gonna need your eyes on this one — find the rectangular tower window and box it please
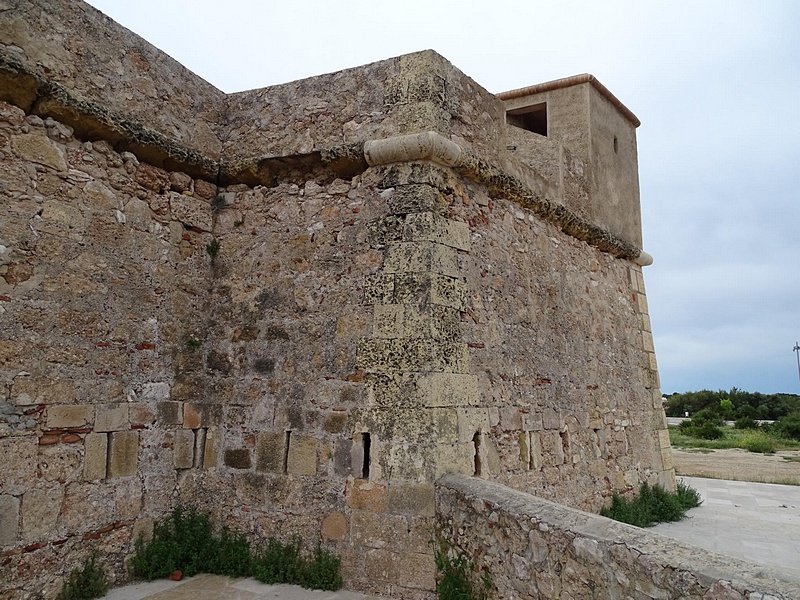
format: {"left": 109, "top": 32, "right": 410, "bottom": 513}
{"left": 506, "top": 102, "right": 548, "bottom": 136}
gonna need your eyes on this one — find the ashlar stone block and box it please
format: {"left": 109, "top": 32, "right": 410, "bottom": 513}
{"left": 286, "top": 434, "right": 317, "bottom": 476}
{"left": 47, "top": 404, "right": 93, "bottom": 429}
{"left": 387, "top": 184, "right": 446, "bottom": 215}
{"left": 320, "top": 511, "right": 347, "bottom": 542}
{"left": 173, "top": 429, "right": 195, "bottom": 469}
{"left": 383, "top": 241, "right": 460, "bottom": 278}
{"left": 83, "top": 432, "right": 108, "bottom": 481}
{"left": 0, "top": 494, "right": 20, "bottom": 546}
{"left": 11, "top": 134, "right": 68, "bottom": 171}
{"left": 108, "top": 431, "right": 139, "bottom": 478}
{"left": 21, "top": 486, "right": 63, "bottom": 542}
{"left": 388, "top": 482, "right": 435, "bottom": 516}
{"left": 403, "top": 212, "right": 471, "bottom": 251}
{"left": 255, "top": 432, "right": 285, "bottom": 473}
{"left": 94, "top": 403, "right": 129, "bottom": 432}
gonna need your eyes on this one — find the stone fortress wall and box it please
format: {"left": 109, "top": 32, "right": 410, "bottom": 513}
{"left": 1, "top": 1, "right": 674, "bottom": 598}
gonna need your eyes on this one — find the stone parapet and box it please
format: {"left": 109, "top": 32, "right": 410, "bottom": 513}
{"left": 437, "top": 474, "right": 798, "bottom": 599}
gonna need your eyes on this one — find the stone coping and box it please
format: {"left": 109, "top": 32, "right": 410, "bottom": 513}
{"left": 437, "top": 474, "right": 798, "bottom": 599}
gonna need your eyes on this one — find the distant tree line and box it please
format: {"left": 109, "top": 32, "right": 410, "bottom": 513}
{"left": 664, "top": 388, "right": 800, "bottom": 421}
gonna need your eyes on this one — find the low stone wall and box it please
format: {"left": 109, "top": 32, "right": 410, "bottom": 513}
{"left": 436, "top": 474, "right": 797, "bottom": 600}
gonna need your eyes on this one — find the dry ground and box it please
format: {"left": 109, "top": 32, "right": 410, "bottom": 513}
{"left": 672, "top": 447, "right": 800, "bottom": 485}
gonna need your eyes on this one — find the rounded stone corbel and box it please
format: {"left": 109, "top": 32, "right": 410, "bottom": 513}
{"left": 364, "top": 131, "right": 463, "bottom": 167}
{"left": 634, "top": 250, "right": 654, "bottom": 267}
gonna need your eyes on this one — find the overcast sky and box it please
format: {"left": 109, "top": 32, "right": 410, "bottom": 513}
{"left": 85, "top": 0, "right": 800, "bottom": 395}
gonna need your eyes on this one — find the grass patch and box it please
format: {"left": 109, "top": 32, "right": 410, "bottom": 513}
{"left": 57, "top": 554, "right": 107, "bottom": 600}
{"left": 601, "top": 482, "right": 702, "bottom": 528}
{"left": 131, "top": 506, "right": 341, "bottom": 591}
{"left": 669, "top": 425, "right": 800, "bottom": 453}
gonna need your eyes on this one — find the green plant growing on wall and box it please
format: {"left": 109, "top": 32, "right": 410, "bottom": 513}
{"left": 131, "top": 506, "right": 342, "bottom": 591}
{"left": 206, "top": 239, "right": 221, "bottom": 262}
{"left": 211, "top": 194, "right": 226, "bottom": 212}
{"left": 433, "top": 540, "right": 490, "bottom": 600}
{"left": 57, "top": 554, "right": 107, "bottom": 600}
{"left": 184, "top": 336, "right": 202, "bottom": 352}
{"left": 601, "top": 482, "right": 701, "bottom": 527}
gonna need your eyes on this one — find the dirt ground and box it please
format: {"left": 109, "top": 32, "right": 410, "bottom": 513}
{"left": 671, "top": 447, "right": 800, "bottom": 484}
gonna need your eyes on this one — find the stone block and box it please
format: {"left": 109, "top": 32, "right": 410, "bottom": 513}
{"left": 456, "top": 408, "right": 490, "bottom": 443}
{"left": 83, "top": 432, "right": 108, "bottom": 481}
{"left": 395, "top": 551, "right": 436, "bottom": 590}
{"left": 203, "top": 428, "right": 218, "bottom": 468}
{"left": 255, "top": 432, "right": 285, "bottom": 473}
{"left": 387, "top": 184, "right": 446, "bottom": 215}
{"left": 38, "top": 201, "right": 85, "bottom": 235}
{"left": 183, "top": 403, "right": 222, "bottom": 429}
{"left": 367, "top": 214, "right": 406, "bottom": 245}
{"left": 529, "top": 432, "right": 543, "bottom": 470}
{"left": 419, "top": 373, "right": 479, "bottom": 407}
{"left": 108, "top": 431, "right": 139, "bottom": 478}
{"left": 94, "top": 403, "right": 129, "bottom": 432}
{"left": 21, "top": 486, "right": 63, "bottom": 541}
{"left": 542, "top": 407, "right": 561, "bottom": 430}
{"left": 642, "top": 330, "right": 655, "bottom": 353}
{"left": 384, "top": 241, "right": 460, "bottom": 278}
{"left": 286, "top": 434, "right": 317, "bottom": 476}
{"left": 346, "top": 479, "right": 388, "bottom": 512}
{"left": 657, "top": 428, "right": 670, "bottom": 450}
{"left": 362, "top": 274, "right": 394, "bottom": 305}
{"left": 0, "top": 494, "right": 20, "bottom": 546}
{"left": 636, "top": 292, "right": 649, "bottom": 315}
{"left": 433, "top": 443, "right": 475, "bottom": 478}
{"left": 174, "top": 429, "right": 195, "bottom": 469}
{"left": 403, "top": 212, "right": 471, "bottom": 251}
{"left": 351, "top": 407, "right": 458, "bottom": 445}
{"left": 499, "top": 407, "right": 523, "bottom": 431}
{"left": 388, "top": 482, "right": 435, "bottom": 516}
{"left": 129, "top": 403, "right": 155, "bottom": 426}
{"left": 47, "top": 404, "right": 93, "bottom": 429}
{"left": 224, "top": 448, "right": 252, "bottom": 469}
{"left": 540, "top": 431, "right": 564, "bottom": 467}
{"left": 12, "top": 377, "right": 76, "bottom": 406}
{"left": 169, "top": 191, "right": 212, "bottom": 232}
{"left": 157, "top": 401, "right": 183, "bottom": 425}
{"left": 364, "top": 548, "right": 399, "bottom": 583}
{"left": 11, "top": 134, "right": 68, "bottom": 171}
{"left": 320, "top": 511, "right": 347, "bottom": 542}
{"left": 83, "top": 180, "right": 120, "bottom": 209}
{"left": 141, "top": 382, "right": 171, "bottom": 401}
{"left": 429, "top": 274, "right": 466, "bottom": 310}
{"left": 351, "top": 510, "right": 408, "bottom": 550}
{"left": 373, "top": 304, "right": 404, "bottom": 339}
{"left": 323, "top": 412, "right": 348, "bottom": 434}
{"left": 522, "top": 412, "right": 543, "bottom": 431}
{"left": 333, "top": 438, "right": 353, "bottom": 477}
{"left": 0, "top": 437, "right": 38, "bottom": 495}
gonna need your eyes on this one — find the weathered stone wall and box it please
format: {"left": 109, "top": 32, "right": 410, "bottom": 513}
{"left": 0, "top": 100, "right": 220, "bottom": 598}
{"left": 437, "top": 475, "right": 798, "bottom": 600}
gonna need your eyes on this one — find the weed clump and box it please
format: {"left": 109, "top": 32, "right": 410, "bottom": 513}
{"left": 601, "top": 482, "right": 702, "bottom": 528}
{"left": 131, "top": 506, "right": 341, "bottom": 591}
{"left": 433, "top": 541, "right": 490, "bottom": 600}
{"left": 57, "top": 554, "right": 107, "bottom": 600}
{"left": 740, "top": 430, "right": 777, "bottom": 454}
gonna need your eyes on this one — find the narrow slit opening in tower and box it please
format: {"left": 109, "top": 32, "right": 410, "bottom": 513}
{"left": 472, "top": 431, "right": 482, "bottom": 476}
{"left": 506, "top": 102, "right": 547, "bottom": 136}
{"left": 361, "top": 432, "right": 371, "bottom": 479}
{"left": 283, "top": 431, "right": 291, "bottom": 474}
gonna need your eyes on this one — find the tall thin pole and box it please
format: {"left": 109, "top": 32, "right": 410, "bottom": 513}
{"left": 794, "top": 342, "right": 800, "bottom": 384}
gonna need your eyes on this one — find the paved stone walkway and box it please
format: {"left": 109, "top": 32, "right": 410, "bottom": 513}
{"left": 103, "top": 574, "right": 390, "bottom": 600}
{"left": 651, "top": 476, "right": 800, "bottom": 578}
